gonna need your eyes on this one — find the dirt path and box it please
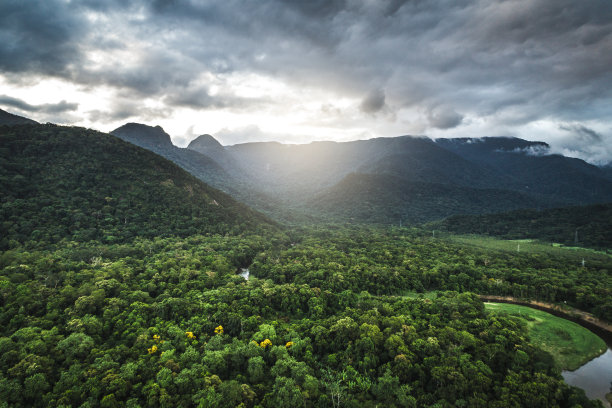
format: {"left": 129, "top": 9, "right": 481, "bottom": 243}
{"left": 480, "top": 295, "right": 612, "bottom": 346}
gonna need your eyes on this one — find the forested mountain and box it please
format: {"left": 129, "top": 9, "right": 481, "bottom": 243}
{"left": 111, "top": 124, "right": 290, "bottom": 222}
{"left": 187, "top": 134, "right": 240, "bottom": 172}
{"left": 0, "top": 109, "right": 38, "bottom": 126}
{"left": 435, "top": 137, "right": 612, "bottom": 204}
{"left": 0, "top": 124, "right": 273, "bottom": 249}
{"left": 1, "top": 122, "right": 609, "bottom": 407}
{"left": 223, "top": 136, "right": 514, "bottom": 196}
{"left": 430, "top": 203, "right": 612, "bottom": 249}
{"left": 309, "top": 173, "right": 543, "bottom": 224}
{"left": 115, "top": 126, "right": 612, "bottom": 224}
{"left": 111, "top": 123, "right": 236, "bottom": 192}
{"left": 218, "top": 135, "right": 612, "bottom": 204}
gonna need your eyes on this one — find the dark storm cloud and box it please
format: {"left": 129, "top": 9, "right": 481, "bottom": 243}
{"left": 163, "top": 86, "right": 271, "bottom": 111}
{"left": 0, "top": 0, "right": 85, "bottom": 76}
{"left": 1, "top": 0, "right": 612, "bottom": 161}
{"left": 427, "top": 106, "right": 464, "bottom": 130}
{"left": 360, "top": 89, "right": 386, "bottom": 114}
{"left": 555, "top": 123, "right": 611, "bottom": 165}
{"left": 559, "top": 124, "right": 603, "bottom": 143}
{"left": 279, "top": 0, "right": 347, "bottom": 19}
{"left": 0, "top": 95, "right": 78, "bottom": 114}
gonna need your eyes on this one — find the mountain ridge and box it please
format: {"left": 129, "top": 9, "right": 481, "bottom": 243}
{"left": 0, "top": 108, "right": 39, "bottom": 125}
{"left": 109, "top": 121, "right": 612, "bottom": 224}
{"left": 0, "top": 123, "right": 274, "bottom": 249}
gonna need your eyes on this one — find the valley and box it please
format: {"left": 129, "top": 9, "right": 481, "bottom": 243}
{"left": 2, "top": 2, "right": 611, "bottom": 406}
{"left": 0, "top": 119, "right": 610, "bottom": 407}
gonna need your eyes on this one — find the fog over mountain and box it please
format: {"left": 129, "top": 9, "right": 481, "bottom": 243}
{"left": 1, "top": 0, "right": 611, "bottom": 164}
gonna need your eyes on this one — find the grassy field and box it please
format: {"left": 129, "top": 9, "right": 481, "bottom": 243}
{"left": 485, "top": 302, "right": 607, "bottom": 371}
{"left": 445, "top": 234, "right": 611, "bottom": 262}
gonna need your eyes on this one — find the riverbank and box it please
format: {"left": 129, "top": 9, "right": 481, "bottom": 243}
{"left": 484, "top": 302, "right": 607, "bottom": 370}
{"left": 479, "top": 295, "right": 612, "bottom": 347}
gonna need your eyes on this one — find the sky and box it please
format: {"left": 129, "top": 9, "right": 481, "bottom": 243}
{"left": 1, "top": 0, "right": 612, "bottom": 164}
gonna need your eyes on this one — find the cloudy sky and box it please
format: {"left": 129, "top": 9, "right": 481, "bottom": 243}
{"left": 1, "top": 0, "right": 612, "bottom": 164}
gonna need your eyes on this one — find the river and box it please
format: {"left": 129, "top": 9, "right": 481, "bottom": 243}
{"left": 239, "top": 267, "right": 250, "bottom": 280}
{"left": 562, "top": 348, "right": 612, "bottom": 408}
{"left": 481, "top": 296, "right": 612, "bottom": 407}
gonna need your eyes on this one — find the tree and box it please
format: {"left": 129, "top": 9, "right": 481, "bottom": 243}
{"left": 271, "top": 377, "right": 304, "bottom": 408}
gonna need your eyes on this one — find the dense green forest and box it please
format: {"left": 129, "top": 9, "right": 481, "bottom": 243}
{"left": 0, "top": 124, "right": 273, "bottom": 250}
{"left": 251, "top": 227, "right": 612, "bottom": 321}
{"left": 430, "top": 204, "right": 612, "bottom": 250}
{"left": 308, "top": 173, "right": 542, "bottom": 224}
{"left": 0, "top": 234, "right": 605, "bottom": 407}
{"left": 1, "top": 124, "right": 610, "bottom": 407}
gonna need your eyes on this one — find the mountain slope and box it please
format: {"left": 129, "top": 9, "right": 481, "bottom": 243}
{"left": 109, "top": 127, "right": 612, "bottom": 225}
{"left": 226, "top": 135, "right": 612, "bottom": 207}
{"left": 225, "top": 136, "right": 509, "bottom": 198}
{"left": 0, "top": 108, "right": 38, "bottom": 125}
{"left": 111, "top": 123, "right": 293, "bottom": 221}
{"left": 429, "top": 203, "right": 612, "bottom": 249}
{"left": 0, "top": 124, "right": 273, "bottom": 249}
{"left": 188, "top": 133, "right": 224, "bottom": 151}
{"left": 356, "top": 137, "right": 512, "bottom": 189}
{"left": 308, "top": 173, "right": 543, "bottom": 224}
{"left": 111, "top": 123, "right": 234, "bottom": 191}
{"left": 435, "top": 137, "right": 612, "bottom": 204}
{"left": 187, "top": 134, "right": 248, "bottom": 178}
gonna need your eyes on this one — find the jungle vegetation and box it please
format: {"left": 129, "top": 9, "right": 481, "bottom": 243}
{"left": 1, "top": 124, "right": 610, "bottom": 407}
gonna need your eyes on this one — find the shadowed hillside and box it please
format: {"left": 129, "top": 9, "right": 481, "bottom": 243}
{"left": 0, "top": 124, "right": 273, "bottom": 249}
{"left": 429, "top": 203, "right": 612, "bottom": 249}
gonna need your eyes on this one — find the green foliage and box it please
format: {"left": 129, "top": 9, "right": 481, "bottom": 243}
{"left": 252, "top": 226, "right": 611, "bottom": 320}
{"left": 308, "top": 173, "right": 543, "bottom": 225}
{"left": 0, "top": 124, "right": 274, "bottom": 250}
{"left": 430, "top": 203, "right": 612, "bottom": 250}
{"left": 485, "top": 303, "right": 607, "bottom": 370}
{"left": 0, "top": 231, "right": 605, "bottom": 407}
{"left": 0, "top": 124, "right": 608, "bottom": 407}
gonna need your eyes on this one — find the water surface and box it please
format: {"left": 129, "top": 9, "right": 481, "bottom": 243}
{"left": 562, "top": 348, "right": 612, "bottom": 408}
{"left": 239, "top": 268, "right": 250, "bottom": 280}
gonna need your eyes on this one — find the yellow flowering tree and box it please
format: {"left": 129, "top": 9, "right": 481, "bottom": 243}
{"left": 185, "top": 331, "right": 196, "bottom": 339}
{"left": 260, "top": 338, "right": 272, "bottom": 349}
{"left": 214, "top": 325, "right": 224, "bottom": 335}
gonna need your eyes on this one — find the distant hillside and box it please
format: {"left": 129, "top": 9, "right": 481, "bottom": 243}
{"left": 188, "top": 133, "right": 224, "bottom": 151}
{"left": 0, "top": 108, "right": 38, "bottom": 125}
{"left": 187, "top": 134, "right": 243, "bottom": 174}
{"left": 0, "top": 124, "right": 273, "bottom": 249}
{"left": 223, "top": 136, "right": 612, "bottom": 208}
{"left": 435, "top": 137, "right": 612, "bottom": 204}
{"left": 110, "top": 123, "right": 289, "bottom": 220}
{"left": 601, "top": 164, "right": 612, "bottom": 181}
{"left": 111, "top": 126, "right": 612, "bottom": 224}
{"left": 308, "top": 173, "right": 543, "bottom": 224}
{"left": 111, "top": 123, "right": 235, "bottom": 191}
{"left": 429, "top": 203, "right": 612, "bottom": 249}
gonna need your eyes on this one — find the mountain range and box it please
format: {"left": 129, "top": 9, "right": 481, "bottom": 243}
{"left": 0, "top": 119, "right": 273, "bottom": 249}
{"left": 3, "top": 108, "right": 612, "bottom": 227}
{"left": 109, "top": 121, "right": 612, "bottom": 224}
